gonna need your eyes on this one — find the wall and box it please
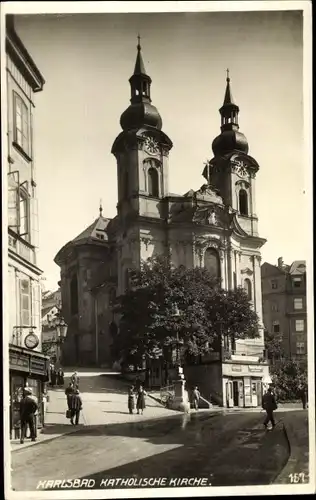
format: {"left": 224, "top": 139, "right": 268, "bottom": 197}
{"left": 184, "top": 363, "right": 223, "bottom": 405}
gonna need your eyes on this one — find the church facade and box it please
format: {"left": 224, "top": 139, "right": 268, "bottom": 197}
{"left": 55, "top": 41, "right": 270, "bottom": 407}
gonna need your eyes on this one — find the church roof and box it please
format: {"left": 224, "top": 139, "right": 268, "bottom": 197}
{"left": 72, "top": 216, "right": 111, "bottom": 244}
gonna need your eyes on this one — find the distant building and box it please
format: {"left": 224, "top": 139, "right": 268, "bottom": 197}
{"left": 261, "top": 258, "right": 307, "bottom": 365}
{"left": 6, "top": 15, "right": 48, "bottom": 437}
{"left": 41, "top": 289, "right": 62, "bottom": 363}
{"left": 55, "top": 41, "right": 270, "bottom": 407}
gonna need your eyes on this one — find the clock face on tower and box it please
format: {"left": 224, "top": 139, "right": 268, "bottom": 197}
{"left": 232, "top": 159, "right": 248, "bottom": 178}
{"left": 144, "top": 136, "right": 160, "bottom": 155}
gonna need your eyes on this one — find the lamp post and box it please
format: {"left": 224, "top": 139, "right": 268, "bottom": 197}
{"left": 170, "top": 303, "right": 189, "bottom": 412}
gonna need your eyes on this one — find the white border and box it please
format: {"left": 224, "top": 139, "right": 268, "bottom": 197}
{"left": 1, "top": 1, "right": 314, "bottom": 498}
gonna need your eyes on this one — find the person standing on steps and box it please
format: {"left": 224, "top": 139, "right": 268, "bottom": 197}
{"left": 65, "top": 382, "right": 74, "bottom": 410}
{"left": 192, "top": 386, "right": 201, "bottom": 411}
{"left": 136, "top": 385, "right": 146, "bottom": 415}
{"left": 128, "top": 386, "right": 136, "bottom": 414}
{"left": 19, "top": 387, "right": 38, "bottom": 444}
{"left": 69, "top": 389, "right": 83, "bottom": 426}
{"left": 262, "top": 385, "right": 277, "bottom": 430}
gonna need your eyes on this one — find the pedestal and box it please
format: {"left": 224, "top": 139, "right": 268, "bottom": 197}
{"left": 169, "top": 367, "right": 190, "bottom": 413}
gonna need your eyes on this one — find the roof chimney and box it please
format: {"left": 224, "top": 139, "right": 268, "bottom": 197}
{"left": 277, "top": 257, "right": 284, "bottom": 269}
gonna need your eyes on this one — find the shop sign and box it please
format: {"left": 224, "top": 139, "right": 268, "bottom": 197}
{"left": 248, "top": 366, "right": 263, "bottom": 372}
{"left": 9, "top": 353, "right": 29, "bottom": 372}
{"left": 30, "top": 358, "right": 46, "bottom": 375}
{"left": 232, "top": 365, "right": 242, "bottom": 372}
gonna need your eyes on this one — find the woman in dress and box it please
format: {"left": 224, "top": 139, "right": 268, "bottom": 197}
{"left": 128, "top": 386, "right": 135, "bottom": 415}
{"left": 136, "top": 385, "right": 146, "bottom": 415}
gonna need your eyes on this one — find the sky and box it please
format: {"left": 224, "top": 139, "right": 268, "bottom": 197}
{"left": 12, "top": 8, "right": 306, "bottom": 292}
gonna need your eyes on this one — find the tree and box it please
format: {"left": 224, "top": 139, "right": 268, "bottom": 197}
{"left": 264, "top": 328, "right": 284, "bottom": 363}
{"left": 271, "top": 358, "right": 308, "bottom": 401}
{"left": 114, "top": 255, "right": 260, "bottom": 368}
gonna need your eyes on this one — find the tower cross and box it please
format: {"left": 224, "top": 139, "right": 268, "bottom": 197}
{"left": 99, "top": 199, "right": 103, "bottom": 217}
{"left": 226, "top": 68, "right": 230, "bottom": 81}
{"left": 137, "top": 34, "right": 141, "bottom": 49}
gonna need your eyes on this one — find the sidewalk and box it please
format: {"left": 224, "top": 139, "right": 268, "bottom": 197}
{"left": 11, "top": 388, "right": 83, "bottom": 452}
{"left": 275, "top": 411, "right": 310, "bottom": 484}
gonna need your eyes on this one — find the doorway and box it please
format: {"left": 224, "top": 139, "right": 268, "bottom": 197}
{"left": 233, "top": 380, "right": 239, "bottom": 406}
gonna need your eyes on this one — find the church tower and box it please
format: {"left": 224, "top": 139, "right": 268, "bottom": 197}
{"left": 111, "top": 38, "right": 173, "bottom": 293}
{"left": 203, "top": 71, "right": 260, "bottom": 237}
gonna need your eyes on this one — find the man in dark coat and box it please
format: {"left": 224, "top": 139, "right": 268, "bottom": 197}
{"left": 19, "top": 387, "right": 38, "bottom": 444}
{"left": 262, "top": 386, "right": 277, "bottom": 430}
{"left": 69, "top": 389, "right": 83, "bottom": 425}
{"left": 65, "top": 382, "right": 74, "bottom": 409}
{"left": 298, "top": 384, "right": 307, "bottom": 409}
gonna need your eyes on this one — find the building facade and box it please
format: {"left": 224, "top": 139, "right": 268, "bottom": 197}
{"left": 55, "top": 41, "right": 270, "bottom": 407}
{"left": 261, "top": 258, "right": 307, "bottom": 366}
{"left": 6, "top": 16, "right": 49, "bottom": 437}
{"left": 41, "top": 289, "right": 62, "bottom": 364}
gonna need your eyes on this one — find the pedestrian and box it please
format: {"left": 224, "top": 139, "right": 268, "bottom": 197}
{"left": 262, "top": 385, "right": 277, "bottom": 430}
{"left": 298, "top": 384, "right": 307, "bottom": 409}
{"left": 19, "top": 387, "right": 38, "bottom": 444}
{"left": 51, "top": 368, "right": 57, "bottom": 388}
{"left": 128, "top": 386, "right": 136, "bottom": 414}
{"left": 69, "top": 389, "right": 83, "bottom": 426}
{"left": 71, "top": 371, "right": 79, "bottom": 390}
{"left": 57, "top": 368, "right": 64, "bottom": 386}
{"left": 65, "top": 382, "right": 74, "bottom": 409}
{"left": 192, "top": 386, "right": 201, "bottom": 411}
{"left": 136, "top": 385, "right": 146, "bottom": 415}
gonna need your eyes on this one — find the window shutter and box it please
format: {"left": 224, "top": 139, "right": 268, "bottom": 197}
{"left": 30, "top": 197, "right": 39, "bottom": 247}
{"left": 8, "top": 171, "right": 20, "bottom": 229}
{"left": 19, "top": 277, "right": 31, "bottom": 327}
{"left": 19, "top": 180, "right": 30, "bottom": 237}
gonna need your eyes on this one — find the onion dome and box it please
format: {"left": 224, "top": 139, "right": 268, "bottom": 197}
{"left": 212, "top": 70, "right": 249, "bottom": 156}
{"left": 120, "top": 36, "right": 162, "bottom": 131}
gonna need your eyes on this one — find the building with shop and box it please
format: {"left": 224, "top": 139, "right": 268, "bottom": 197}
{"left": 55, "top": 41, "right": 270, "bottom": 407}
{"left": 261, "top": 258, "right": 307, "bottom": 366}
{"left": 6, "top": 15, "right": 49, "bottom": 438}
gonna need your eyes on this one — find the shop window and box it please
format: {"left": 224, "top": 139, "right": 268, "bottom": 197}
{"left": 204, "top": 248, "right": 221, "bottom": 280}
{"left": 70, "top": 274, "right": 78, "bottom": 315}
{"left": 239, "top": 189, "right": 248, "bottom": 216}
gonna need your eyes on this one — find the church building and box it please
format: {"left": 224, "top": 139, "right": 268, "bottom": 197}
{"left": 55, "top": 40, "right": 270, "bottom": 407}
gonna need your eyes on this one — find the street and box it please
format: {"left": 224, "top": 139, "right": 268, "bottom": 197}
{"left": 10, "top": 370, "right": 305, "bottom": 492}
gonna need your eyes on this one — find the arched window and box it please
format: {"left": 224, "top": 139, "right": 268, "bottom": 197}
{"left": 204, "top": 248, "right": 221, "bottom": 279}
{"left": 148, "top": 167, "right": 159, "bottom": 197}
{"left": 239, "top": 189, "right": 248, "bottom": 216}
{"left": 244, "top": 278, "right": 252, "bottom": 300}
{"left": 70, "top": 274, "right": 78, "bottom": 315}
